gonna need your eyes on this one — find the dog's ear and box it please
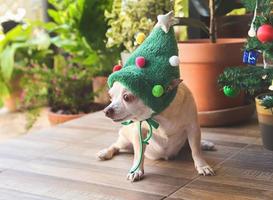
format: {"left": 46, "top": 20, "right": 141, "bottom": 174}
{"left": 166, "top": 79, "right": 183, "bottom": 92}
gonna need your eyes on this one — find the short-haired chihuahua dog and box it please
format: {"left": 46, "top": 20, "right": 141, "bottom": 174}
{"left": 97, "top": 81, "right": 215, "bottom": 182}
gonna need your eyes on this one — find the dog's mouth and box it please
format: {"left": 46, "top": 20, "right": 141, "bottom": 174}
{"left": 112, "top": 114, "right": 131, "bottom": 122}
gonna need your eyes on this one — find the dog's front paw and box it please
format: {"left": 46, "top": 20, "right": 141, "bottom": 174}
{"left": 127, "top": 170, "right": 144, "bottom": 182}
{"left": 96, "top": 148, "right": 115, "bottom": 160}
{"left": 196, "top": 165, "right": 215, "bottom": 176}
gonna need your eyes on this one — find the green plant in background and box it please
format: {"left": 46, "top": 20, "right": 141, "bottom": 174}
{"left": 105, "top": 0, "right": 172, "bottom": 52}
{"left": 260, "top": 95, "right": 273, "bottom": 111}
{"left": 79, "top": 0, "right": 119, "bottom": 76}
{"left": 0, "top": 22, "right": 52, "bottom": 107}
{"left": 22, "top": 55, "right": 97, "bottom": 115}
{"left": 47, "top": 0, "right": 117, "bottom": 76}
{"left": 47, "top": 0, "right": 99, "bottom": 69}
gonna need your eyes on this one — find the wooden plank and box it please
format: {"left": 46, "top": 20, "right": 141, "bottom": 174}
{"left": 0, "top": 110, "right": 269, "bottom": 199}
{"left": 164, "top": 198, "right": 186, "bottom": 200}
{"left": 169, "top": 144, "right": 273, "bottom": 200}
{"left": 0, "top": 136, "right": 66, "bottom": 170}
{"left": 223, "top": 145, "right": 273, "bottom": 173}
{"left": 170, "top": 180, "right": 273, "bottom": 200}
{"left": 201, "top": 118, "right": 260, "bottom": 145}
{"left": 10, "top": 156, "right": 190, "bottom": 196}
{"left": 0, "top": 170, "right": 163, "bottom": 200}
{"left": 0, "top": 188, "right": 59, "bottom": 200}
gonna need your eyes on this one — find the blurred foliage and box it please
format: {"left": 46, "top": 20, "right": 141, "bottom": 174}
{"left": 25, "top": 107, "right": 41, "bottom": 129}
{"left": 260, "top": 94, "right": 273, "bottom": 110}
{"left": 79, "top": 0, "right": 119, "bottom": 75}
{"left": 226, "top": 8, "right": 246, "bottom": 16}
{"left": 47, "top": 0, "right": 118, "bottom": 75}
{"left": 47, "top": 0, "right": 100, "bottom": 68}
{"left": 218, "top": 66, "right": 273, "bottom": 96}
{"left": 0, "top": 21, "right": 52, "bottom": 107}
{"left": 105, "top": 0, "right": 172, "bottom": 52}
{"left": 174, "top": 0, "right": 189, "bottom": 41}
{"left": 21, "top": 55, "right": 95, "bottom": 115}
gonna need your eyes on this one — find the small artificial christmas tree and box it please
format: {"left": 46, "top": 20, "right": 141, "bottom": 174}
{"left": 218, "top": 0, "right": 273, "bottom": 99}
{"left": 218, "top": 0, "right": 273, "bottom": 150}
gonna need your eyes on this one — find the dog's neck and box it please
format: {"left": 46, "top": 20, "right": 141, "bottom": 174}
{"left": 152, "top": 83, "right": 188, "bottom": 132}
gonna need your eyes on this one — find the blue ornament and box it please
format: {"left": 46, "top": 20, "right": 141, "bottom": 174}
{"left": 243, "top": 50, "right": 259, "bottom": 65}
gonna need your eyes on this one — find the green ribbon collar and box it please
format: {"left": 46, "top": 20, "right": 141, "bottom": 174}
{"left": 121, "top": 117, "right": 159, "bottom": 174}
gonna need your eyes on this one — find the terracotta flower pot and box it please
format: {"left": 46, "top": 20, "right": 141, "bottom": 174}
{"left": 179, "top": 38, "right": 246, "bottom": 112}
{"left": 48, "top": 110, "right": 85, "bottom": 125}
{"left": 92, "top": 76, "right": 110, "bottom": 105}
{"left": 178, "top": 38, "right": 249, "bottom": 126}
{"left": 3, "top": 74, "right": 23, "bottom": 112}
{"left": 255, "top": 93, "right": 273, "bottom": 151}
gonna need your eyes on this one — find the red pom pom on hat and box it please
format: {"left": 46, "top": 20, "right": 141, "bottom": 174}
{"left": 135, "top": 56, "right": 146, "bottom": 68}
{"left": 113, "top": 64, "right": 122, "bottom": 72}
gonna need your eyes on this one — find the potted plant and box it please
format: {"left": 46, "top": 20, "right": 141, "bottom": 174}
{"left": 47, "top": 0, "right": 117, "bottom": 105}
{"left": 256, "top": 92, "right": 273, "bottom": 150}
{"left": 79, "top": 0, "right": 117, "bottom": 104}
{"left": 219, "top": 0, "right": 273, "bottom": 149}
{"left": 105, "top": 0, "right": 172, "bottom": 64}
{"left": 219, "top": 66, "right": 273, "bottom": 150}
{"left": 19, "top": 0, "right": 109, "bottom": 125}
{"left": 0, "top": 20, "right": 51, "bottom": 112}
{"left": 175, "top": 0, "right": 251, "bottom": 126}
{"left": 22, "top": 54, "right": 105, "bottom": 125}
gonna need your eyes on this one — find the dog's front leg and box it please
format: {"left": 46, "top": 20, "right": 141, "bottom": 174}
{"left": 127, "top": 126, "right": 148, "bottom": 182}
{"left": 187, "top": 124, "right": 215, "bottom": 176}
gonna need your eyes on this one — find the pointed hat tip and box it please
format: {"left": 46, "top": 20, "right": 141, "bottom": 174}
{"left": 155, "top": 11, "right": 177, "bottom": 33}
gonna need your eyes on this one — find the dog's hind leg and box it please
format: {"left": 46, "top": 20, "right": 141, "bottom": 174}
{"left": 201, "top": 140, "right": 215, "bottom": 151}
{"left": 96, "top": 126, "right": 132, "bottom": 161}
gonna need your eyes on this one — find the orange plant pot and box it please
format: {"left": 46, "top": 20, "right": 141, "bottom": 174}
{"left": 3, "top": 75, "right": 23, "bottom": 112}
{"left": 178, "top": 38, "right": 246, "bottom": 112}
{"left": 48, "top": 110, "right": 85, "bottom": 125}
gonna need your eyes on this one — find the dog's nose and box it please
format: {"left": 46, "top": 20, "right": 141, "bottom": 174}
{"left": 104, "top": 107, "right": 114, "bottom": 117}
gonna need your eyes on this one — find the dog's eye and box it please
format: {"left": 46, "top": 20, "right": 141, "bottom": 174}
{"left": 123, "top": 94, "right": 134, "bottom": 102}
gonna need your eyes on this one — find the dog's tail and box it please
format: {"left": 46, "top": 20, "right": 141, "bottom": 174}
{"left": 201, "top": 140, "right": 216, "bottom": 151}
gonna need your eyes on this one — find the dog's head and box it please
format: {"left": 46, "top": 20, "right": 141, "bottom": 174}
{"left": 104, "top": 82, "right": 153, "bottom": 122}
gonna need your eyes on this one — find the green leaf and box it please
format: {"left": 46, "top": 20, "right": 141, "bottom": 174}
{"left": 261, "top": 95, "right": 273, "bottom": 110}
{"left": 0, "top": 77, "right": 10, "bottom": 98}
{"left": 5, "top": 24, "right": 32, "bottom": 42}
{"left": 28, "top": 31, "right": 51, "bottom": 50}
{"left": 50, "top": 36, "right": 77, "bottom": 49}
{"left": 54, "top": 55, "right": 67, "bottom": 73}
{"left": 48, "top": 9, "right": 62, "bottom": 24}
{"left": 0, "top": 98, "right": 3, "bottom": 108}
{"left": 82, "top": 53, "right": 99, "bottom": 66}
{"left": 0, "top": 46, "right": 16, "bottom": 81}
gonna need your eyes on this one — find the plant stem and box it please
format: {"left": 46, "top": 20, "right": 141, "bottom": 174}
{"left": 209, "top": 0, "right": 216, "bottom": 43}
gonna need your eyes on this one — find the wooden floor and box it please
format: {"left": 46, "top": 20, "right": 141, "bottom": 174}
{"left": 0, "top": 111, "right": 272, "bottom": 200}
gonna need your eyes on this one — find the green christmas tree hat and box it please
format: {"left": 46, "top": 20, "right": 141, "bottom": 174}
{"left": 108, "top": 11, "right": 180, "bottom": 114}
